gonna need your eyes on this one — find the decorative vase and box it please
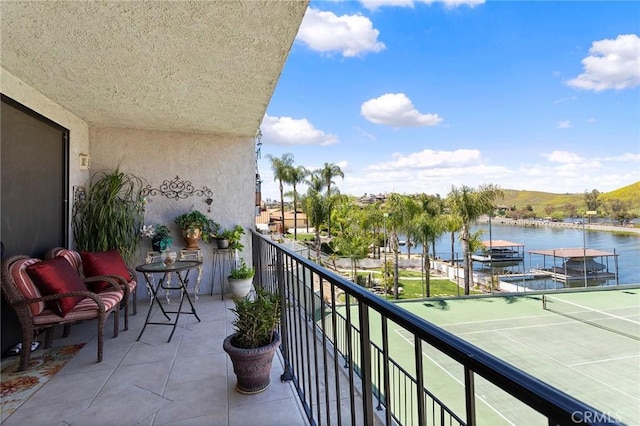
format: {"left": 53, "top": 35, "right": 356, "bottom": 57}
{"left": 223, "top": 331, "right": 281, "bottom": 394}
{"left": 161, "top": 250, "right": 177, "bottom": 266}
{"left": 182, "top": 227, "right": 202, "bottom": 250}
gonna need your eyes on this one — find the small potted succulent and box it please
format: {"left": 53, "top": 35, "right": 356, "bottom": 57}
{"left": 174, "top": 210, "right": 219, "bottom": 249}
{"left": 223, "top": 287, "right": 281, "bottom": 394}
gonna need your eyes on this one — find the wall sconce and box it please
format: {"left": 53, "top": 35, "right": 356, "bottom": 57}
{"left": 205, "top": 198, "right": 213, "bottom": 213}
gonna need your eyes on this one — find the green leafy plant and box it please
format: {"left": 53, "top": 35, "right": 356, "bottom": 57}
{"left": 174, "top": 210, "right": 219, "bottom": 243}
{"left": 221, "top": 225, "right": 245, "bottom": 251}
{"left": 229, "top": 258, "right": 255, "bottom": 279}
{"left": 72, "top": 168, "right": 144, "bottom": 264}
{"left": 229, "top": 287, "right": 280, "bottom": 348}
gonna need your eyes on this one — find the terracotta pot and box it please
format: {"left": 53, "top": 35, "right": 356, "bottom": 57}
{"left": 182, "top": 227, "right": 202, "bottom": 249}
{"left": 223, "top": 331, "right": 281, "bottom": 394}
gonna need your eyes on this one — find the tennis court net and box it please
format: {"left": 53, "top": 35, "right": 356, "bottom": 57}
{"left": 542, "top": 295, "right": 640, "bottom": 341}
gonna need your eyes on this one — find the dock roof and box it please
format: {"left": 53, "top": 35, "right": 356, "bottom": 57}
{"left": 481, "top": 240, "right": 524, "bottom": 248}
{"left": 528, "top": 248, "right": 617, "bottom": 258}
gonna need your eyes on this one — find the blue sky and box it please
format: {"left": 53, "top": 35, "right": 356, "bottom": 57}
{"left": 257, "top": 0, "right": 640, "bottom": 202}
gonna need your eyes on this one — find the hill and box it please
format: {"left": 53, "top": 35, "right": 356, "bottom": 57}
{"left": 500, "top": 181, "right": 640, "bottom": 217}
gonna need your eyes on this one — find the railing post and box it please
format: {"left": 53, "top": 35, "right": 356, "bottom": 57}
{"left": 276, "top": 248, "right": 293, "bottom": 382}
{"left": 414, "top": 337, "right": 426, "bottom": 425}
{"left": 359, "top": 304, "right": 374, "bottom": 426}
{"left": 464, "top": 366, "right": 476, "bottom": 426}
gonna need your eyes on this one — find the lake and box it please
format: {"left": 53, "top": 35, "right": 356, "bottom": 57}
{"left": 400, "top": 222, "right": 639, "bottom": 287}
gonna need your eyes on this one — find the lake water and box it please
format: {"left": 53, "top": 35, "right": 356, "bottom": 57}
{"left": 400, "top": 222, "right": 639, "bottom": 287}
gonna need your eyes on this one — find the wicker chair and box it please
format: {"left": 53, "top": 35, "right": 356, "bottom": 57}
{"left": 45, "top": 247, "right": 138, "bottom": 330}
{"left": 1, "top": 255, "right": 123, "bottom": 371}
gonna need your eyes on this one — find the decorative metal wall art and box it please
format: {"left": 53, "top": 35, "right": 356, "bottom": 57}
{"left": 142, "top": 176, "right": 213, "bottom": 201}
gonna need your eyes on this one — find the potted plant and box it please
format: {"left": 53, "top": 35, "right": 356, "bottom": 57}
{"left": 228, "top": 258, "right": 255, "bottom": 298}
{"left": 141, "top": 224, "right": 173, "bottom": 252}
{"left": 214, "top": 228, "right": 231, "bottom": 249}
{"left": 72, "top": 168, "right": 144, "bottom": 264}
{"left": 223, "top": 287, "right": 281, "bottom": 394}
{"left": 215, "top": 225, "right": 245, "bottom": 250}
{"left": 174, "top": 210, "right": 219, "bottom": 249}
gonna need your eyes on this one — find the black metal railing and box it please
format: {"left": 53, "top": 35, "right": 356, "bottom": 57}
{"left": 252, "top": 231, "right": 624, "bottom": 426}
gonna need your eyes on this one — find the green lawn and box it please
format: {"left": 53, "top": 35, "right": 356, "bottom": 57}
{"left": 354, "top": 269, "right": 480, "bottom": 299}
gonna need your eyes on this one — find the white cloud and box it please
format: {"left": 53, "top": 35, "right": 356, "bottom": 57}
{"left": 545, "top": 151, "right": 583, "bottom": 164}
{"left": 557, "top": 120, "right": 572, "bottom": 129}
{"left": 566, "top": 34, "right": 640, "bottom": 91}
{"left": 602, "top": 152, "right": 640, "bottom": 162}
{"left": 296, "top": 8, "right": 385, "bottom": 57}
{"left": 259, "top": 147, "right": 637, "bottom": 200}
{"left": 260, "top": 115, "right": 338, "bottom": 146}
{"left": 366, "top": 148, "right": 480, "bottom": 171}
{"left": 360, "top": 0, "right": 484, "bottom": 11}
{"left": 361, "top": 93, "right": 443, "bottom": 127}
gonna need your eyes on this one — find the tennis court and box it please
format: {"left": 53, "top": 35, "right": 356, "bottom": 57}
{"left": 364, "top": 287, "right": 640, "bottom": 425}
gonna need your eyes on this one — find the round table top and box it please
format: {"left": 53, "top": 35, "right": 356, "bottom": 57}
{"left": 135, "top": 260, "right": 202, "bottom": 273}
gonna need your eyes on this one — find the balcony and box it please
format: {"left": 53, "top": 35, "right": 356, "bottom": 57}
{"left": 3, "top": 232, "right": 629, "bottom": 426}
{"left": 2, "top": 292, "right": 308, "bottom": 425}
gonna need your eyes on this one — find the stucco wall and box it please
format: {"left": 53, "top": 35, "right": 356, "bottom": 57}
{"left": 89, "top": 126, "right": 256, "bottom": 296}
{"left": 1, "top": 67, "right": 90, "bottom": 245}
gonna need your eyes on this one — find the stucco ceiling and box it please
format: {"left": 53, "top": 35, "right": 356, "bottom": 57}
{"left": 1, "top": 1, "right": 308, "bottom": 137}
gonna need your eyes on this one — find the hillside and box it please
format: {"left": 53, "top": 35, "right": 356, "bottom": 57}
{"left": 500, "top": 181, "right": 640, "bottom": 217}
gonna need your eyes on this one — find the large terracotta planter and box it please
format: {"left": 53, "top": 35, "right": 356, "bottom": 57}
{"left": 223, "top": 331, "right": 281, "bottom": 394}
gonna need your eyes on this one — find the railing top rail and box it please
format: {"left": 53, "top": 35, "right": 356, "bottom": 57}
{"left": 253, "top": 231, "right": 623, "bottom": 425}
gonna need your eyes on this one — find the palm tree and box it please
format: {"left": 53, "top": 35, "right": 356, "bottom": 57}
{"left": 410, "top": 194, "right": 444, "bottom": 297}
{"left": 305, "top": 171, "right": 327, "bottom": 261}
{"left": 386, "top": 193, "right": 415, "bottom": 299}
{"left": 267, "top": 153, "right": 294, "bottom": 235}
{"left": 446, "top": 184, "right": 503, "bottom": 295}
{"left": 286, "top": 165, "right": 307, "bottom": 240}
{"left": 321, "top": 162, "right": 344, "bottom": 238}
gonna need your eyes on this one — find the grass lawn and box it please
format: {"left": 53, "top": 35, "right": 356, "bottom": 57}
{"left": 354, "top": 269, "right": 480, "bottom": 299}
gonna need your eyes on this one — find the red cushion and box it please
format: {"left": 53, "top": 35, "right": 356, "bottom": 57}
{"left": 26, "top": 257, "right": 87, "bottom": 317}
{"left": 81, "top": 250, "right": 130, "bottom": 292}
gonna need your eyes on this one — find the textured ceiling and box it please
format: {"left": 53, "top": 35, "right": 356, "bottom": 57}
{"left": 1, "top": 1, "right": 308, "bottom": 137}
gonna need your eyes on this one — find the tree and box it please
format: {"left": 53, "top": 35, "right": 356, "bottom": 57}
{"left": 584, "top": 189, "right": 601, "bottom": 222}
{"left": 333, "top": 228, "right": 370, "bottom": 282}
{"left": 386, "top": 193, "right": 416, "bottom": 299}
{"left": 305, "top": 171, "right": 328, "bottom": 261}
{"left": 446, "top": 184, "right": 503, "bottom": 295}
{"left": 286, "top": 165, "right": 307, "bottom": 240}
{"left": 411, "top": 194, "right": 443, "bottom": 297}
{"left": 608, "top": 199, "right": 634, "bottom": 225}
{"left": 321, "top": 163, "right": 344, "bottom": 237}
{"left": 267, "top": 153, "right": 294, "bottom": 234}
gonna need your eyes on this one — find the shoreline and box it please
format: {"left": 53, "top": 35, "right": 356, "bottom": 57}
{"left": 476, "top": 217, "right": 640, "bottom": 235}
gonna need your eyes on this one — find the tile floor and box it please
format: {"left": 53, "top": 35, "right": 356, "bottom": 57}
{"left": 3, "top": 294, "right": 309, "bottom": 426}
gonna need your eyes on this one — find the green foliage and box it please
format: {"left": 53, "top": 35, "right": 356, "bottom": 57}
{"left": 229, "top": 258, "right": 255, "bottom": 279}
{"left": 229, "top": 287, "right": 280, "bottom": 349}
{"left": 174, "top": 210, "right": 219, "bottom": 243}
{"left": 72, "top": 168, "right": 144, "bottom": 264}
{"left": 218, "top": 225, "right": 245, "bottom": 251}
